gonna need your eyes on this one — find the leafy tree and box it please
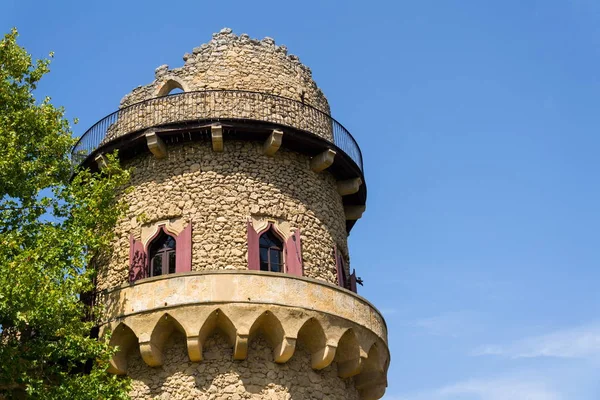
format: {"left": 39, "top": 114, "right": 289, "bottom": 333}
{"left": 0, "top": 28, "right": 131, "bottom": 399}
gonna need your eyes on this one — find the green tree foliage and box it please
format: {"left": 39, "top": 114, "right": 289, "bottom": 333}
{"left": 0, "top": 28, "right": 131, "bottom": 399}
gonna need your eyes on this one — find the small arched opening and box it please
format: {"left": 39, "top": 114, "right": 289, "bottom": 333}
{"left": 157, "top": 79, "right": 185, "bottom": 97}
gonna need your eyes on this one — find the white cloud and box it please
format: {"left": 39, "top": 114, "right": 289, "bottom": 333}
{"left": 473, "top": 323, "right": 600, "bottom": 360}
{"left": 390, "top": 376, "right": 562, "bottom": 400}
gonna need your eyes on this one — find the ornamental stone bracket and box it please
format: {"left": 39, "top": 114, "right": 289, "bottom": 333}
{"left": 263, "top": 129, "right": 283, "bottom": 156}
{"left": 100, "top": 271, "right": 389, "bottom": 400}
{"left": 310, "top": 149, "right": 337, "bottom": 172}
{"left": 338, "top": 177, "right": 363, "bottom": 196}
{"left": 211, "top": 125, "right": 224, "bottom": 152}
{"left": 95, "top": 153, "right": 108, "bottom": 170}
{"left": 145, "top": 130, "right": 167, "bottom": 159}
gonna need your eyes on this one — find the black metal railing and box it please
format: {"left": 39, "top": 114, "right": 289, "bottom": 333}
{"left": 71, "top": 90, "right": 363, "bottom": 172}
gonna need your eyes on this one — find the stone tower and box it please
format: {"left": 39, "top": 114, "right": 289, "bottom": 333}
{"left": 74, "top": 28, "right": 389, "bottom": 399}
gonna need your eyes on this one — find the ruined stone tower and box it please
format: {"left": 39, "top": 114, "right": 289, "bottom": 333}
{"left": 74, "top": 28, "right": 389, "bottom": 399}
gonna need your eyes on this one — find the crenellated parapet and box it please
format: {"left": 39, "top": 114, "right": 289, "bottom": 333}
{"left": 101, "top": 271, "right": 389, "bottom": 399}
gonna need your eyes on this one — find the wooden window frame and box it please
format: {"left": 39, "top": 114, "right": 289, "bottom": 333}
{"left": 148, "top": 229, "right": 177, "bottom": 277}
{"left": 259, "top": 227, "right": 285, "bottom": 273}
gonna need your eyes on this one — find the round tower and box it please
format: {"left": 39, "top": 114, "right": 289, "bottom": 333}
{"left": 75, "top": 28, "right": 389, "bottom": 399}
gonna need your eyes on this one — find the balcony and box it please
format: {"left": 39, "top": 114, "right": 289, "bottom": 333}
{"left": 100, "top": 270, "right": 389, "bottom": 399}
{"left": 72, "top": 90, "right": 363, "bottom": 174}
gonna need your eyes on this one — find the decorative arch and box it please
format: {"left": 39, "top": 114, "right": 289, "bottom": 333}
{"left": 155, "top": 77, "right": 189, "bottom": 97}
{"left": 296, "top": 317, "right": 336, "bottom": 370}
{"left": 142, "top": 221, "right": 183, "bottom": 248}
{"left": 141, "top": 313, "right": 187, "bottom": 366}
{"left": 335, "top": 328, "right": 362, "bottom": 378}
{"left": 107, "top": 322, "right": 139, "bottom": 375}
{"left": 356, "top": 341, "right": 389, "bottom": 399}
{"left": 248, "top": 310, "right": 295, "bottom": 363}
{"left": 197, "top": 308, "right": 237, "bottom": 360}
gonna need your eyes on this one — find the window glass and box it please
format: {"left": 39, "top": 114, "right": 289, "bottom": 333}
{"left": 168, "top": 252, "right": 176, "bottom": 274}
{"left": 259, "top": 247, "right": 269, "bottom": 271}
{"left": 149, "top": 229, "right": 177, "bottom": 277}
{"left": 152, "top": 254, "right": 162, "bottom": 277}
{"left": 259, "top": 228, "right": 283, "bottom": 273}
{"left": 270, "top": 249, "right": 281, "bottom": 272}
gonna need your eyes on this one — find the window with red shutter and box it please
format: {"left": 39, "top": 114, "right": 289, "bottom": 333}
{"left": 129, "top": 222, "right": 192, "bottom": 282}
{"left": 129, "top": 234, "right": 147, "bottom": 283}
{"left": 248, "top": 220, "right": 303, "bottom": 276}
{"left": 247, "top": 219, "right": 260, "bottom": 270}
{"left": 335, "top": 246, "right": 348, "bottom": 289}
{"left": 259, "top": 228, "right": 284, "bottom": 273}
{"left": 175, "top": 223, "right": 192, "bottom": 273}
{"left": 285, "top": 229, "right": 303, "bottom": 277}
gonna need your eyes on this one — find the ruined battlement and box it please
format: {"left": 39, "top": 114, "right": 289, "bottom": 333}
{"left": 120, "top": 28, "right": 330, "bottom": 114}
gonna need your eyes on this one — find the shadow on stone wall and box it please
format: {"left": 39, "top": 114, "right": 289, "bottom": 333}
{"left": 127, "top": 330, "right": 359, "bottom": 399}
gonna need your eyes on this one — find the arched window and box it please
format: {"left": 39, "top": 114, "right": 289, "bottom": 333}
{"left": 259, "top": 228, "right": 283, "bottom": 273}
{"left": 148, "top": 229, "right": 176, "bottom": 277}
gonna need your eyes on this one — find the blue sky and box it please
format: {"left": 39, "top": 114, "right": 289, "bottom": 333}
{"left": 3, "top": 1, "right": 600, "bottom": 399}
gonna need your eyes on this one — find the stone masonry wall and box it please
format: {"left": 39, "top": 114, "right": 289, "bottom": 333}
{"left": 127, "top": 332, "right": 360, "bottom": 400}
{"left": 120, "top": 28, "right": 330, "bottom": 114}
{"left": 102, "top": 29, "right": 335, "bottom": 146}
{"left": 97, "top": 141, "right": 349, "bottom": 291}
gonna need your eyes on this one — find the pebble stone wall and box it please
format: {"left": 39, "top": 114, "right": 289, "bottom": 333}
{"left": 97, "top": 141, "right": 349, "bottom": 291}
{"left": 103, "top": 28, "right": 335, "bottom": 146}
{"left": 120, "top": 28, "right": 330, "bottom": 113}
{"left": 127, "top": 332, "right": 360, "bottom": 400}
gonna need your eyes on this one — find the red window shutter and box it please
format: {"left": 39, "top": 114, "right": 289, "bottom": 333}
{"left": 285, "top": 229, "right": 303, "bottom": 276}
{"left": 335, "top": 245, "right": 345, "bottom": 288}
{"left": 247, "top": 219, "right": 260, "bottom": 270}
{"left": 349, "top": 269, "right": 358, "bottom": 293}
{"left": 175, "top": 223, "right": 192, "bottom": 273}
{"left": 129, "top": 234, "right": 147, "bottom": 283}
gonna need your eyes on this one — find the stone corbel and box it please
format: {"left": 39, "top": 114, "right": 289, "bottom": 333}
{"left": 211, "top": 125, "right": 223, "bottom": 152}
{"left": 95, "top": 154, "right": 108, "bottom": 170}
{"left": 337, "top": 356, "right": 364, "bottom": 378}
{"left": 263, "top": 129, "right": 283, "bottom": 156}
{"left": 337, "top": 177, "right": 363, "bottom": 196}
{"left": 359, "top": 382, "right": 387, "bottom": 400}
{"left": 186, "top": 335, "right": 202, "bottom": 362}
{"left": 273, "top": 336, "right": 296, "bottom": 364}
{"left": 233, "top": 332, "right": 249, "bottom": 360}
{"left": 139, "top": 340, "right": 164, "bottom": 367}
{"left": 310, "top": 149, "right": 336, "bottom": 172}
{"left": 344, "top": 205, "right": 366, "bottom": 220}
{"left": 311, "top": 344, "right": 337, "bottom": 370}
{"left": 145, "top": 130, "right": 167, "bottom": 159}
{"left": 107, "top": 359, "right": 126, "bottom": 376}
{"left": 355, "top": 371, "right": 387, "bottom": 390}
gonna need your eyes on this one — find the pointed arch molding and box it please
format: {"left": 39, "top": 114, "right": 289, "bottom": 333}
{"left": 141, "top": 218, "right": 188, "bottom": 248}
{"left": 100, "top": 271, "right": 389, "bottom": 399}
{"left": 250, "top": 216, "right": 292, "bottom": 240}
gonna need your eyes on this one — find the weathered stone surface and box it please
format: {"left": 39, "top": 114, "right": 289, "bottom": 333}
{"left": 127, "top": 333, "right": 361, "bottom": 400}
{"left": 95, "top": 29, "right": 387, "bottom": 400}
{"left": 120, "top": 29, "right": 329, "bottom": 114}
{"left": 97, "top": 141, "right": 350, "bottom": 292}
